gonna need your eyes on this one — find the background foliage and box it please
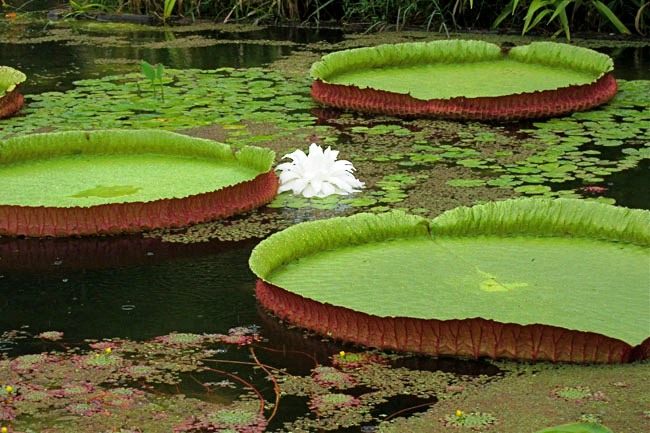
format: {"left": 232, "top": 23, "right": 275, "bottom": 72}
{"left": 44, "top": 0, "right": 648, "bottom": 37}
{"left": 4, "top": 1, "right": 645, "bottom": 36}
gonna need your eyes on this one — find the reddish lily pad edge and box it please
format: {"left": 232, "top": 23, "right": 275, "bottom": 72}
{"left": 250, "top": 198, "right": 650, "bottom": 363}
{"left": 0, "top": 130, "right": 278, "bottom": 237}
{"left": 310, "top": 40, "right": 617, "bottom": 121}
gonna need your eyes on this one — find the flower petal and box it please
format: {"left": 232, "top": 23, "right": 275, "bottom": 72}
{"left": 275, "top": 144, "right": 364, "bottom": 198}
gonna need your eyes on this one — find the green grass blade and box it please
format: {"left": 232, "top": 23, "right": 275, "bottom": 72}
{"left": 492, "top": 0, "right": 518, "bottom": 28}
{"left": 558, "top": 8, "right": 571, "bottom": 41}
{"left": 163, "top": 0, "right": 177, "bottom": 20}
{"left": 522, "top": 0, "right": 553, "bottom": 34}
{"left": 592, "top": 0, "right": 631, "bottom": 34}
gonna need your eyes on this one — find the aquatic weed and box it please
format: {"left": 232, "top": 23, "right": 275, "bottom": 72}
{"left": 312, "top": 366, "right": 356, "bottom": 389}
{"left": 440, "top": 410, "right": 497, "bottom": 430}
{"left": 309, "top": 392, "right": 361, "bottom": 413}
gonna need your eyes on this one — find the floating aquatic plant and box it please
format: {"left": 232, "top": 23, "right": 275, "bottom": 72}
{"left": 311, "top": 40, "right": 617, "bottom": 120}
{"left": 250, "top": 198, "right": 650, "bottom": 363}
{"left": 441, "top": 410, "right": 497, "bottom": 430}
{"left": 0, "top": 67, "right": 316, "bottom": 143}
{"left": 276, "top": 143, "right": 365, "bottom": 198}
{"left": 312, "top": 366, "right": 356, "bottom": 389}
{"left": 0, "top": 329, "right": 270, "bottom": 433}
{"left": 0, "top": 65, "right": 26, "bottom": 118}
{"left": 176, "top": 405, "right": 267, "bottom": 433}
{"left": 0, "top": 130, "right": 278, "bottom": 237}
{"left": 140, "top": 60, "right": 165, "bottom": 101}
{"left": 0, "top": 327, "right": 645, "bottom": 432}
{"left": 533, "top": 423, "right": 614, "bottom": 433}
{"left": 36, "top": 331, "right": 64, "bottom": 341}
{"left": 332, "top": 351, "right": 386, "bottom": 370}
{"left": 308, "top": 392, "right": 361, "bottom": 413}
{"left": 552, "top": 386, "right": 607, "bottom": 402}
{"left": 154, "top": 332, "right": 207, "bottom": 346}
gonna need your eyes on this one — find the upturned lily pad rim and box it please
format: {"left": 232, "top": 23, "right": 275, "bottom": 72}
{"left": 0, "top": 129, "right": 274, "bottom": 173}
{"left": 310, "top": 40, "right": 614, "bottom": 100}
{"left": 0, "top": 65, "right": 27, "bottom": 96}
{"left": 309, "top": 40, "right": 617, "bottom": 120}
{"left": 250, "top": 198, "right": 650, "bottom": 352}
{"left": 0, "top": 129, "right": 275, "bottom": 207}
{"left": 0, "top": 129, "right": 278, "bottom": 237}
{"left": 250, "top": 198, "right": 649, "bottom": 280}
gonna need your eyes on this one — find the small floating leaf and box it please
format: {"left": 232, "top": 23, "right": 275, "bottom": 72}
{"left": 446, "top": 179, "right": 486, "bottom": 187}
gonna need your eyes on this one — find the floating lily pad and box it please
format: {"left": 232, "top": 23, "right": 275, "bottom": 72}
{"left": 0, "top": 130, "right": 277, "bottom": 237}
{"left": 311, "top": 40, "right": 617, "bottom": 120}
{"left": 0, "top": 65, "right": 27, "bottom": 118}
{"left": 250, "top": 198, "right": 650, "bottom": 363}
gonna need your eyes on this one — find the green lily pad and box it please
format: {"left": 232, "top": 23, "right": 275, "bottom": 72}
{"left": 0, "top": 130, "right": 276, "bottom": 237}
{"left": 311, "top": 40, "right": 616, "bottom": 120}
{"left": 250, "top": 198, "right": 650, "bottom": 363}
{"left": 0, "top": 65, "right": 26, "bottom": 96}
{"left": 514, "top": 185, "right": 553, "bottom": 194}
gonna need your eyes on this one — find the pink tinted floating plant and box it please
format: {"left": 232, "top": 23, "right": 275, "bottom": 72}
{"left": 312, "top": 366, "right": 356, "bottom": 388}
{"left": 89, "top": 341, "right": 118, "bottom": 351}
{"left": 276, "top": 143, "right": 364, "bottom": 198}
{"left": 308, "top": 392, "right": 360, "bottom": 414}
{"left": 175, "top": 406, "right": 267, "bottom": 433}
{"left": 154, "top": 332, "right": 206, "bottom": 346}
{"left": 65, "top": 401, "right": 105, "bottom": 416}
{"left": 36, "top": 331, "right": 64, "bottom": 341}
{"left": 331, "top": 351, "right": 386, "bottom": 370}
{"left": 581, "top": 185, "right": 608, "bottom": 195}
{"left": 218, "top": 325, "right": 262, "bottom": 346}
{"left": 56, "top": 382, "right": 95, "bottom": 398}
{"left": 10, "top": 353, "right": 57, "bottom": 372}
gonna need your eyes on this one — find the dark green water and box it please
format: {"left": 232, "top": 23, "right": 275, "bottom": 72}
{"left": 0, "top": 237, "right": 259, "bottom": 341}
{"left": 0, "top": 23, "right": 342, "bottom": 93}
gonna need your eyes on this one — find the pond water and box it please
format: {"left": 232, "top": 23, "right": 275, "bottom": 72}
{"left": 0, "top": 17, "right": 649, "bottom": 433}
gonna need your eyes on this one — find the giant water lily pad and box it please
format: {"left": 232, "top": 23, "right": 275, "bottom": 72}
{"left": 311, "top": 40, "right": 617, "bottom": 120}
{"left": 0, "top": 65, "right": 27, "bottom": 118}
{"left": 250, "top": 199, "right": 650, "bottom": 363}
{"left": 0, "top": 130, "right": 277, "bottom": 237}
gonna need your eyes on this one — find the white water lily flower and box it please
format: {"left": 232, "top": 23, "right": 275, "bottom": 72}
{"left": 276, "top": 143, "right": 365, "bottom": 198}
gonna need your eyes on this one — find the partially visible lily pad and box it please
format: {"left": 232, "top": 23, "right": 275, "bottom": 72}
{"left": 0, "top": 65, "right": 26, "bottom": 96}
{"left": 0, "top": 65, "right": 27, "bottom": 118}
